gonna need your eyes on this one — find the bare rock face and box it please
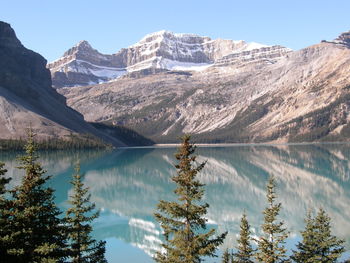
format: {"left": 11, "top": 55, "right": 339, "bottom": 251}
{"left": 0, "top": 22, "right": 54, "bottom": 101}
{"left": 216, "top": 45, "right": 291, "bottom": 66}
{"left": 59, "top": 30, "right": 350, "bottom": 144}
{"left": 0, "top": 21, "right": 126, "bottom": 146}
{"left": 48, "top": 40, "right": 126, "bottom": 88}
{"left": 334, "top": 30, "right": 350, "bottom": 46}
{"left": 48, "top": 30, "right": 291, "bottom": 88}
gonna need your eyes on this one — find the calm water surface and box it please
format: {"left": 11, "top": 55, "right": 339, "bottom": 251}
{"left": 1, "top": 144, "right": 350, "bottom": 262}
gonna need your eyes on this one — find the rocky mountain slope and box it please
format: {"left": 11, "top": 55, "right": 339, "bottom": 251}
{"left": 48, "top": 30, "right": 291, "bottom": 88}
{"left": 57, "top": 30, "right": 350, "bottom": 143}
{"left": 0, "top": 21, "right": 128, "bottom": 146}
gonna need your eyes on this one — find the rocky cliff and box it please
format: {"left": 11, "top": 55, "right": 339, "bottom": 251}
{"left": 48, "top": 30, "right": 291, "bottom": 88}
{"left": 0, "top": 21, "right": 127, "bottom": 146}
{"left": 58, "top": 30, "right": 350, "bottom": 143}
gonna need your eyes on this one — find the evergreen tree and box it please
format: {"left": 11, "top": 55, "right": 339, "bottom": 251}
{"left": 65, "top": 162, "right": 107, "bottom": 263}
{"left": 7, "top": 130, "right": 66, "bottom": 263}
{"left": 222, "top": 248, "right": 232, "bottom": 263}
{"left": 233, "top": 212, "right": 254, "bottom": 263}
{"left": 291, "top": 208, "right": 345, "bottom": 263}
{"left": 0, "top": 162, "right": 13, "bottom": 261}
{"left": 255, "top": 176, "right": 289, "bottom": 263}
{"left": 154, "top": 135, "right": 227, "bottom": 263}
{"left": 291, "top": 211, "right": 318, "bottom": 263}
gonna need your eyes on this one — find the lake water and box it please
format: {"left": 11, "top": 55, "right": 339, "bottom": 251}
{"left": 1, "top": 144, "right": 350, "bottom": 262}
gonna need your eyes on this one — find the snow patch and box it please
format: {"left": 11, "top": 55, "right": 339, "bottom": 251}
{"left": 61, "top": 59, "right": 126, "bottom": 80}
{"left": 129, "top": 218, "right": 160, "bottom": 235}
{"left": 159, "top": 58, "right": 211, "bottom": 71}
{"left": 245, "top": 42, "right": 270, "bottom": 51}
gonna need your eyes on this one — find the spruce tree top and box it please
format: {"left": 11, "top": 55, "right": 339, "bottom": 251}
{"left": 233, "top": 212, "right": 254, "bottom": 263}
{"left": 255, "top": 176, "right": 289, "bottom": 263}
{"left": 9, "top": 129, "right": 66, "bottom": 262}
{"left": 291, "top": 208, "right": 345, "bottom": 263}
{"left": 154, "top": 135, "right": 226, "bottom": 263}
{"left": 65, "top": 162, "right": 107, "bottom": 263}
{"left": 17, "top": 129, "right": 47, "bottom": 181}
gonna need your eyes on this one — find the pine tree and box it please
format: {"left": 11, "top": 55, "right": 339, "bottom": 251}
{"left": 222, "top": 248, "right": 232, "bottom": 263}
{"left": 7, "top": 130, "right": 66, "bottom": 263}
{"left": 233, "top": 212, "right": 254, "bottom": 263}
{"left": 291, "top": 208, "right": 345, "bottom": 263}
{"left": 154, "top": 135, "right": 227, "bottom": 263}
{"left": 255, "top": 176, "right": 289, "bottom": 263}
{"left": 65, "top": 162, "right": 107, "bottom": 263}
{"left": 290, "top": 211, "right": 315, "bottom": 262}
{"left": 0, "top": 162, "right": 13, "bottom": 261}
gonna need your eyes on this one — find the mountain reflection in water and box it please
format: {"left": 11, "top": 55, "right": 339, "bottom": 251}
{"left": 1, "top": 144, "right": 350, "bottom": 261}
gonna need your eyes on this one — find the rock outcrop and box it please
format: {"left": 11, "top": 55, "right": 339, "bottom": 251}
{"left": 333, "top": 30, "right": 350, "bottom": 46}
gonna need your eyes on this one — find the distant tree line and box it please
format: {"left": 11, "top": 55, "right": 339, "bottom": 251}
{"left": 90, "top": 123, "right": 155, "bottom": 146}
{"left": 0, "top": 130, "right": 106, "bottom": 262}
{"left": 0, "top": 133, "right": 111, "bottom": 151}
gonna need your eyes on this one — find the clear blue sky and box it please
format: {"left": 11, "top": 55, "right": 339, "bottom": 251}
{"left": 2, "top": 0, "right": 350, "bottom": 62}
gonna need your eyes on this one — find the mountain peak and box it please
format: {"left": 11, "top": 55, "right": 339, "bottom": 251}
{"left": 0, "top": 21, "right": 22, "bottom": 48}
{"left": 63, "top": 40, "right": 95, "bottom": 57}
{"left": 141, "top": 30, "right": 202, "bottom": 39}
{"left": 76, "top": 40, "right": 93, "bottom": 49}
{"left": 133, "top": 30, "right": 211, "bottom": 47}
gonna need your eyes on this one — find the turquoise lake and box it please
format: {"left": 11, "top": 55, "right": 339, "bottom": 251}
{"left": 1, "top": 144, "right": 350, "bottom": 262}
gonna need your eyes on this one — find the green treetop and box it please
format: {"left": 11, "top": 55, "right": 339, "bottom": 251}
{"left": 233, "top": 212, "right": 254, "bottom": 263}
{"left": 65, "top": 162, "right": 107, "bottom": 263}
{"left": 222, "top": 248, "right": 232, "bottom": 263}
{"left": 255, "top": 176, "right": 289, "bottom": 263}
{"left": 7, "top": 129, "right": 66, "bottom": 263}
{"left": 154, "top": 135, "right": 227, "bottom": 263}
{"left": 291, "top": 208, "right": 345, "bottom": 263}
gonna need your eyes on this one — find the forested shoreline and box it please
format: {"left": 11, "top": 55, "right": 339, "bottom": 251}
{"left": 0, "top": 133, "right": 111, "bottom": 151}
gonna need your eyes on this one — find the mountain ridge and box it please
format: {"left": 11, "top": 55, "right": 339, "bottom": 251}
{"left": 0, "top": 21, "right": 130, "bottom": 146}
{"left": 57, "top": 30, "right": 350, "bottom": 144}
{"left": 3, "top": 21, "right": 350, "bottom": 145}
{"left": 48, "top": 31, "right": 291, "bottom": 88}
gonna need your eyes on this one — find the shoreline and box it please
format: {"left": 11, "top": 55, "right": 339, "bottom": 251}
{"left": 118, "top": 141, "right": 350, "bottom": 149}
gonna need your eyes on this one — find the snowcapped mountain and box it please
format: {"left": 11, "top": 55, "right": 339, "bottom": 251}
{"left": 58, "top": 30, "right": 350, "bottom": 144}
{"left": 48, "top": 30, "right": 291, "bottom": 88}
